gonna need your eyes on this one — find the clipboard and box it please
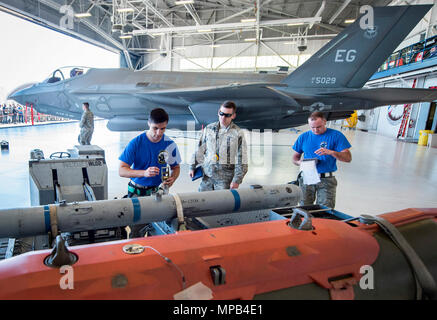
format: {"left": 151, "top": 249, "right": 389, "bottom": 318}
{"left": 192, "top": 166, "right": 204, "bottom": 181}
{"left": 300, "top": 158, "right": 320, "bottom": 185}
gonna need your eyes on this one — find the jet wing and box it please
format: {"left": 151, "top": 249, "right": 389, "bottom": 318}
{"left": 136, "top": 82, "right": 299, "bottom": 126}
{"left": 139, "top": 82, "right": 288, "bottom": 101}
{"left": 71, "top": 82, "right": 287, "bottom": 98}
{"left": 324, "top": 88, "right": 437, "bottom": 105}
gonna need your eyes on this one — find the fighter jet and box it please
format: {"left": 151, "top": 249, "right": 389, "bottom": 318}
{"left": 9, "top": 5, "right": 437, "bottom": 132}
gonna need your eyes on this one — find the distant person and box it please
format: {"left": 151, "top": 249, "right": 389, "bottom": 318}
{"left": 12, "top": 105, "right": 17, "bottom": 124}
{"left": 190, "top": 100, "right": 248, "bottom": 191}
{"left": 6, "top": 105, "right": 11, "bottom": 124}
{"left": 18, "top": 106, "right": 24, "bottom": 123}
{"left": 2, "top": 104, "right": 8, "bottom": 124}
{"left": 78, "top": 102, "right": 94, "bottom": 145}
{"left": 0, "top": 105, "right": 4, "bottom": 124}
{"left": 119, "top": 108, "right": 181, "bottom": 238}
{"left": 292, "top": 111, "right": 352, "bottom": 209}
{"left": 3, "top": 105, "right": 8, "bottom": 124}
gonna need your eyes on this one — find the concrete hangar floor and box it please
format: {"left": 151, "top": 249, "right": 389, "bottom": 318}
{"left": 0, "top": 119, "right": 436, "bottom": 217}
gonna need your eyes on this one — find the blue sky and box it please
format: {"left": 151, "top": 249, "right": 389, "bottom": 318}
{"left": 0, "top": 10, "right": 119, "bottom": 102}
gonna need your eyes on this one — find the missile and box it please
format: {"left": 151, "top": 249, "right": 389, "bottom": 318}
{"left": 0, "top": 184, "right": 301, "bottom": 238}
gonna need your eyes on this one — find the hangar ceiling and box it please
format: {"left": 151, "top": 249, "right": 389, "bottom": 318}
{"left": 0, "top": 0, "right": 399, "bottom": 68}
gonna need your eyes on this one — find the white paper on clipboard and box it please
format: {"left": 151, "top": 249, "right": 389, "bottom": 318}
{"left": 300, "top": 159, "right": 320, "bottom": 185}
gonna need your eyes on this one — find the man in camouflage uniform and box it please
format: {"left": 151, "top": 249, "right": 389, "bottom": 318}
{"left": 78, "top": 102, "right": 94, "bottom": 145}
{"left": 190, "top": 101, "right": 248, "bottom": 191}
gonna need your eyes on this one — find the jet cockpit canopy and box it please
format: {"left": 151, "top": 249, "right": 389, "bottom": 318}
{"left": 44, "top": 66, "right": 90, "bottom": 84}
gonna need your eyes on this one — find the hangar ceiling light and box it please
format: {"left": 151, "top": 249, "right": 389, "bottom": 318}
{"left": 75, "top": 12, "right": 92, "bottom": 18}
{"left": 175, "top": 0, "right": 194, "bottom": 5}
{"left": 241, "top": 18, "right": 256, "bottom": 23}
{"left": 287, "top": 23, "right": 306, "bottom": 26}
{"left": 117, "top": 8, "right": 135, "bottom": 13}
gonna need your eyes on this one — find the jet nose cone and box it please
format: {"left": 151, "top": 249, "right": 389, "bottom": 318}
{"left": 7, "top": 83, "right": 37, "bottom": 103}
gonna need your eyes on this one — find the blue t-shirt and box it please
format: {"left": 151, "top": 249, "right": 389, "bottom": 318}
{"left": 292, "top": 128, "right": 351, "bottom": 173}
{"left": 119, "top": 133, "right": 182, "bottom": 187}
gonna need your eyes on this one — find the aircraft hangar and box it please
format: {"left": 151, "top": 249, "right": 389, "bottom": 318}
{"left": 0, "top": 0, "right": 437, "bottom": 302}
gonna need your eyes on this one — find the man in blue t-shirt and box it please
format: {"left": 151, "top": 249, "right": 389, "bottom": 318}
{"left": 119, "top": 108, "right": 181, "bottom": 237}
{"left": 292, "top": 111, "right": 352, "bottom": 208}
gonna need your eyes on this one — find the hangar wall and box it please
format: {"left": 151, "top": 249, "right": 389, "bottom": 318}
{"left": 143, "top": 39, "right": 331, "bottom": 72}
{"left": 365, "top": 74, "right": 437, "bottom": 140}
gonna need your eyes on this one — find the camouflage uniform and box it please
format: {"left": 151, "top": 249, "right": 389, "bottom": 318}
{"left": 79, "top": 109, "right": 94, "bottom": 145}
{"left": 298, "top": 175, "right": 337, "bottom": 209}
{"left": 191, "top": 121, "right": 248, "bottom": 191}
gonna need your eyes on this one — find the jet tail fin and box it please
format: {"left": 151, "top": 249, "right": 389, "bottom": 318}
{"left": 281, "top": 5, "right": 431, "bottom": 89}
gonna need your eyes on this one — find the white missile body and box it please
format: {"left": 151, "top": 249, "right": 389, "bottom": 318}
{"left": 0, "top": 184, "right": 301, "bottom": 238}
